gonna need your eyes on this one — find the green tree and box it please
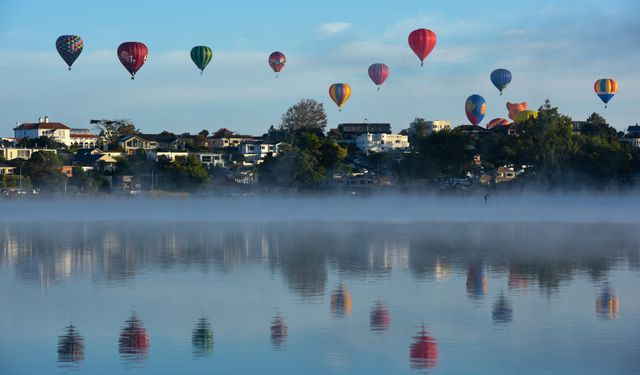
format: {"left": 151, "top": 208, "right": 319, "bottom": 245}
{"left": 159, "top": 155, "right": 208, "bottom": 191}
{"left": 22, "top": 152, "right": 66, "bottom": 192}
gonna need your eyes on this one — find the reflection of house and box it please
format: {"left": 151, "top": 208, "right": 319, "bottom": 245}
{"left": 238, "top": 142, "right": 282, "bottom": 164}
{"left": 356, "top": 133, "right": 409, "bottom": 154}
{"left": 621, "top": 125, "right": 640, "bottom": 148}
{"left": 0, "top": 147, "right": 57, "bottom": 160}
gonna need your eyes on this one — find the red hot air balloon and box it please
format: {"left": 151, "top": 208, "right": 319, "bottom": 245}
{"left": 117, "top": 42, "right": 148, "bottom": 80}
{"left": 410, "top": 326, "right": 438, "bottom": 370}
{"left": 268, "top": 51, "right": 286, "bottom": 77}
{"left": 368, "top": 63, "right": 390, "bottom": 91}
{"left": 408, "top": 29, "right": 437, "bottom": 66}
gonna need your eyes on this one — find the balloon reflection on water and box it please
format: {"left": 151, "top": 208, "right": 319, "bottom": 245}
{"left": 596, "top": 286, "right": 620, "bottom": 320}
{"left": 57, "top": 324, "right": 84, "bottom": 364}
{"left": 119, "top": 313, "right": 150, "bottom": 362}
{"left": 330, "top": 284, "right": 353, "bottom": 317}
{"left": 270, "top": 315, "right": 288, "bottom": 349}
{"left": 192, "top": 316, "right": 214, "bottom": 358}
{"left": 409, "top": 326, "right": 438, "bottom": 371}
{"left": 369, "top": 301, "right": 390, "bottom": 332}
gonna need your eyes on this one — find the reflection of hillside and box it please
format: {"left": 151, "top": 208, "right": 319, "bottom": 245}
{"left": 0, "top": 222, "right": 636, "bottom": 293}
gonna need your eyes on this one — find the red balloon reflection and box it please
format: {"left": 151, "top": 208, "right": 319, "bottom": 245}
{"left": 119, "top": 313, "right": 149, "bottom": 361}
{"left": 369, "top": 301, "right": 390, "bottom": 332}
{"left": 410, "top": 326, "right": 438, "bottom": 370}
{"left": 57, "top": 325, "right": 84, "bottom": 363}
{"left": 270, "top": 315, "right": 288, "bottom": 348}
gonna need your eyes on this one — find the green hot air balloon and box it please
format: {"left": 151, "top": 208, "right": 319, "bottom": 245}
{"left": 190, "top": 46, "right": 213, "bottom": 75}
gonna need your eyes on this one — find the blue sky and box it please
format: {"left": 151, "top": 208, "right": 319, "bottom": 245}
{"left": 0, "top": 0, "right": 638, "bottom": 135}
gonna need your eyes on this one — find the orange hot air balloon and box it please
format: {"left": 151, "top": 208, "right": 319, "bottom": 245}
{"left": 330, "top": 284, "right": 353, "bottom": 317}
{"left": 410, "top": 326, "right": 438, "bottom": 370}
{"left": 506, "top": 102, "right": 528, "bottom": 120}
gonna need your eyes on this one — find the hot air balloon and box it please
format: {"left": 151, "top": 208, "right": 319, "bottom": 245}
{"left": 270, "top": 315, "right": 288, "bottom": 348}
{"left": 369, "top": 301, "right": 390, "bottom": 332}
{"left": 408, "top": 29, "right": 437, "bottom": 66}
{"left": 410, "top": 326, "right": 438, "bottom": 370}
{"left": 506, "top": 102, "right": 528, "bottom": 120}
{"left": 465, "top": 95, "right": 486, "bottom": 126}
{"left": 268, "top": 51, "right": 286, "bottom": 77}
{"left": 594, "top": 78, "right": 617, "bottom": 108}
{"left": 119, "top": 313, "right": 149, "bottom": 361}
{"left": 57, "top": 325, "right": 84, "bottom": 363}
{"left": 330, "top": 284, "right": 353, "bottom": 317}
{"left": 190, "top": 46, "right": 212, "bottom": 75}
{"left": 487, "top": 118, "right": 510, "bottom": 130}
{"left": 192, "top": 317, "right": 214, "bottom": 357}
{"left": 56, "top": 35, "right": 84, "bottom": 71}
{"left": 490, "top": 69, "right": 512, "bottom": 95}
{"left": 117, "top": 42, "right": 148, "bottom": 80}
{"left": 329, "top": 83, "right": 351, "bottom": 111}
{"left": 368, "top": 63, "right": 390, "bottom": 91}
{"left": 514, "top": 110, "right": 538, "bottom": 123}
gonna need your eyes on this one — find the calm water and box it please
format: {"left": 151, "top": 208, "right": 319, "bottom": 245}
{"left": 1, "top": 221, "right": 639, "bottom": 374}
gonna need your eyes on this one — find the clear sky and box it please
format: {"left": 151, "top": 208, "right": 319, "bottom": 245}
{"left": 0, "top": 0, "right": 638, "bottom": 135}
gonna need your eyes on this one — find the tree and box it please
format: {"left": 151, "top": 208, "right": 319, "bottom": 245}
{"left": 18, "top": 136, "right": 65, "bottom": 149}
{"left": 409, "top": 117, "right": 430, "bottom": 144}
{"left": 159, "top": 155, "right": 208, "bottom": 191}
{"left": 22, "top": 151, "right": 66, "bottom": 192}
{"left": 90, "top": 119, "right": 138, "bottom": 147}
{"left": 280, "top": 99, "right": 328, "bottom": 135}
{"left": 582, "top": 113, "right": 618, "bottom": 138}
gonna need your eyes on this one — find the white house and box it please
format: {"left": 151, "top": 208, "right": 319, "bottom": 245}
{"left": 356, "top": 133, "right": 409, "bottom": 154}
{"left": 238, "top": 142, "right": 282, "bottom": 164}
{"left": 190, "top": 152, "right": 225, "bottom": 168}
{"left": 69, "top": 129, "right": 98, "bottom": 148}
{"left": 14, "top": 117, "right": 71, "bottom": 145}
{"left": 0, "top": 147, "right": 57, "bottom": 161}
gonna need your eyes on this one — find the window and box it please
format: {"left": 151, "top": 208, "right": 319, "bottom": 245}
{"left": 202, "top": 156, "right": 212, "bottom": 162}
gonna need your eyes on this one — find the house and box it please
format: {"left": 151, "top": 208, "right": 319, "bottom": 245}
{"left": 209, "top": 128, "right": 261, "bottom": 149}
{"left": 409, "top": 120, "right": 451, "bottom": 138}
{"left": 14, "top": 117, "right": 71, "bottom": 145}
{"left": 238, "top": 141, "right": 282, "bottom": 164}
{"left": 495, "top": 166, "right": 516, "bottom": 183}
{"left": 69, "top": 129, "right": 99, "bottom": 148}
{"left": 336, "top": 123, "right": 391, "bottom": 142}
{"left": 190, "top": 152, "right": 225, "bottom": 168}
{"left": 60, "top": 166, "right": 73, "bottom": 178}
{"left": 118, "top": 133, "right": 181, "bottom": 155}
{"left": 621, "top": 125, "right": 640, "bottom": 148}
{"left": 73, "top": 149, "right": 117, "bottom": 172}
{"left": 355, "top": 133, "right": 409, "bottom": 154}
{"left": 455, "top": 124, "right": 488, "bottom": 136}
{"left": 148, "top": 151, "right": 189, "bottom": 162}
{"left": 0, "top": 147, "right": 57, "bottom": 160}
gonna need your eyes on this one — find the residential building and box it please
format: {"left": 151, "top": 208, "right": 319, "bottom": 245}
{"left": 621, "top": 125, "right": 640, "bottom": 148}
{"left": 355, "top": 133, "right": 409, "bottom": 154}
{"left": 73, "top": 149, "right": 117, "bottom": 172}
{"left": 0, "top": 147, "right": 57, "bottom": 161}
{"left": 209, "top": 128, "right": 261, "bottom": 149}
{"left": 148, "top": 151, "right": 189, "bottom": 162}
{"left": 14, "top": 117, "right": 71, "bottom": 145}
{"left": 337, "top": 123, "right": 392, "bottom": 141}
{"left": 238, "top": 141, "right": 283, "bottom": 164}
{"left": 495, "top": 166, "right": 517, "bottom": 183}
{"left": 69, "top": 129, "right": 99, "bottom": 148}
{"left": 410, "top": 120, "right": 451, "bottom": 138}
{"left": 455, "top": 124, "right": 488, "bottom": 136}
{"left": 190, "top": 152, "right": 225, "bottom": 168}
{"left": 117, "top": 133, "right": 181, "bottom": 155}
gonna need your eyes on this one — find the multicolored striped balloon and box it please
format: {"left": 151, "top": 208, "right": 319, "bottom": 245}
{"left": 329, "top": 83, "right": 351, "bottom": 111}
{"left": 594, "top": 78, "right": 617, "bottom": 108}
{"left": 56, "top": 35, "right": 84, "bottom": 71}
{"left": 465, "top": 94, "right": 486, "bottom": 125}
{"left": 268, "top": 51, "right": 286, "bottom": 77}
{"left": 368, "top": 63, "right": 390, "bottom": 91}
{"left": 191, "top": 46, "right": 213, "bottom": 75}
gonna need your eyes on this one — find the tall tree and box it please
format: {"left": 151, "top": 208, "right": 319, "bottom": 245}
{"left": 22, "top": 151, "right": 66, "bottom": 192}
{"left": 280, "top": 99, "right": 328, "bottom": 134}
{"left": 90, "top": 119, "right": 138, "bottom": 147}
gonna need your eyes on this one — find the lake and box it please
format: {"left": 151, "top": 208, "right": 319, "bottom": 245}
{"left": 1, "top": 197, "right": 639, "bottom": 374}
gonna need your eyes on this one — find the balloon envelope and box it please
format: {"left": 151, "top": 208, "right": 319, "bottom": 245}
{"left": 56, "top": 35, "right": 83, "bottom": 70}
{"left": 594, "top": 78, "right": 617, "bottom": 105}
{"left": 487, "top": 118, "right": 510, "bottom": 130}
{"left": 368, "top": 63, "right": 390, "bottom": 87}
{"left": 490, "top": 69, "right": 512, "bottom": 94}
{"left": 190, "top": 46, "right": 213, "bottom": 73}
{"left": 506, "top": 102, "right": 528, "bottom": 120}
{"left": 514, "top": 110, "right": 538, "bottom": 123}
{"left": 269, "top": 51, "right": 286, "bottom": 73}
{"left": 408, "top": 29, "right": 437, "bottom": 65}
{"left": 329, "top": 83, "right": 351, "bottom": 109}
{"left": 465, "top": 95, "right": 486, "bottom": 125}
{"left": 118, "top": 42, "right": 148, "bottom": 79}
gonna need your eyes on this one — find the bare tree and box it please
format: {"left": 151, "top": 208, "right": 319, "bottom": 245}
{"left": 280, "top": 99, "right": 328, "bottom": 134}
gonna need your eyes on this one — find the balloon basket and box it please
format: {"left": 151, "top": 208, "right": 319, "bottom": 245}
{"left": 377, "top": 87, "right": 380, "bottom": 91}
{"left": 68, "top": 67, "right": 71, "bottom": 71}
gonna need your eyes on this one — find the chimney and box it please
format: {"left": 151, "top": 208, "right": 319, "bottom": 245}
{"left": 38, "top": 117, "right": 43, "bottom": 123}
{"left": 44, "top": 116, "right": 49, "bottom": 123}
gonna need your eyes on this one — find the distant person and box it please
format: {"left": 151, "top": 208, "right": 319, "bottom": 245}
{"left": 484, "top": 193, "right": 489, "bottom": 205}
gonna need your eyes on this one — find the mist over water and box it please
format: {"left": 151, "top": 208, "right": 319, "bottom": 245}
{"left": 1, "top": 196, "right": 639, "bottom": 374}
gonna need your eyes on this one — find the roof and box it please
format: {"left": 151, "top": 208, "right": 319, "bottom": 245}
{"left": 70, "top": 134, "right": 98, "bottom": 138}
{"left": 455, "top": 125, "right": 487, "bottom": 132}
{"left": 627, "top": 125, "right": 640, "bottom": 133}
{"left": 14, "top": 122, "right": 70, "bottom": 131}
{"left": 138, "top": 133, "right": 178, "bottom": 143}
{"left": 74, "top": 153, "right": 116, "bottom": 165}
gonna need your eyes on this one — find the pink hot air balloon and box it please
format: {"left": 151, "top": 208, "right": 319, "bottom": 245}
{"left": 368, "top": 63, "right": 390, "bottom": 91}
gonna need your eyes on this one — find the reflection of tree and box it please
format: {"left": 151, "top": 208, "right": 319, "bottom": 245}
{"left": 270, "top": 315, "right": 288, "bottom": 349}
{"left": 410, "top": 326, "right": 438, "bottom": 371}
{"left": 119, "top": 313, "right": 149, "bottom": 362}
{"left": 57, "top": 325, "right": 84, "bottom": 364}
{"left": 192, "top": 316, "right": 214, "bottom": 357}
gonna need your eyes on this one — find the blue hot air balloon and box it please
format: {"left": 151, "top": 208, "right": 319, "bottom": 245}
{"left": 465, "top": 95, "right": 486, "bottom": 126}
{"left": 490, "top": 69, "right": 512, "bottom": 95}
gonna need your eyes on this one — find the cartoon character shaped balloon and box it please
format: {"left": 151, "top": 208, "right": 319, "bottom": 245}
{"left": 514, "top": 110, "right": 538, "bottom": 123}
{"left": 118, "top": 42, "right": 148, "bottom": 80}
{"left": 408, "top": 29, "right": 437, "bottom": 66}
{"left": 594, "top": 78, "right": 617, "bottom": 108}
{"left": 56, "top": 35, "right": 84, "bottom": 71}
{"left": 465, "top": 95, "right": 486, "bottom": 126}
{"left": 506, "top": 102, "right": 528, "bottom": 120}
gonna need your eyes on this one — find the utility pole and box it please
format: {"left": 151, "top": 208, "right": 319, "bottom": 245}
{"left": 19, "top": 161, "right": 25, "bottom": 192}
